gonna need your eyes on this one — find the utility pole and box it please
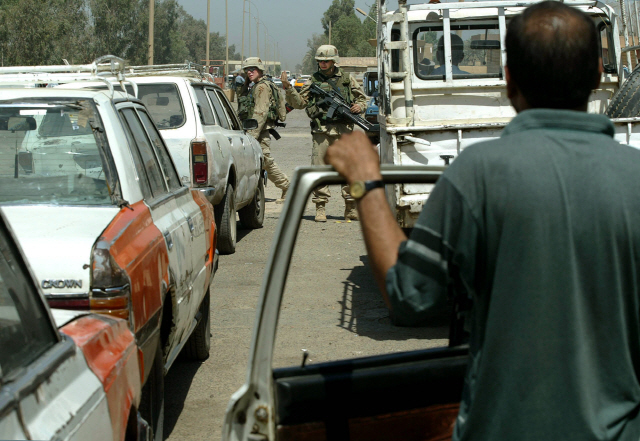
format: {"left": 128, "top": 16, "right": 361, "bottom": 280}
{"left": 148, "top": 0, "right": 154, "bottom": 65}
{"left": 206, "top": 0, "right": 210, "bottom": 71}
{"left": 225, "top": 0, "right": 229, "bottom": 81}
{"left": 241, "top": 0, "right": 246, "bottom": 65}
{"left": 329, "top": 21, "right": 332, "bottom": 45}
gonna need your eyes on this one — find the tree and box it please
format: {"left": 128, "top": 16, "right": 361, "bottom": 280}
{"left": 302, "top": 33, "right": 329, "bottom": 74}
{"left": 322, "top": 0, "right": 356, "bottom": 37}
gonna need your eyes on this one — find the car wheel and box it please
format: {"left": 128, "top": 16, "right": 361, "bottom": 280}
{"left": 215, "top": 183, "right": 237, "bottom": 255}
{"left": 238, "top": 177, "right": 265, "bottom": 229}
{"left": 183, "top": 288, "right": 211, "bottom": 360}
{"left": 606, "top": 67, "right": 640, "bottom": 118}
{"left": 139, "top": 344, "right": 164, "bottom": 441}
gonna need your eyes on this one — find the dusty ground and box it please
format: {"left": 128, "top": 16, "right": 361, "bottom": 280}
{"left": 163, "top": 107, "right": 447, "bottom": 441}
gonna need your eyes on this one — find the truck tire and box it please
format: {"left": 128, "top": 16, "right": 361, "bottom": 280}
{"left": 215, "top": 183, "right": 236, "bottom": 255}
{"left": 183, "top": 288, "right": 211, "bottom": 361}
{"left": 139, "top": 344, "right": 164, "bottom": 441}
{"left": 606, "top": 68, "right": 640, "bottom": 118}
{"left": 238, "top": 178, "right": 265, "bottom": 229}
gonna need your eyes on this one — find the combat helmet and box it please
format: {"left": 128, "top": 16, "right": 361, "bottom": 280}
{"left": 243, "top": 57, "right": 265, "bottom": 72}
{"left": 315, "top": 45, "right": 339, "bottom": 63}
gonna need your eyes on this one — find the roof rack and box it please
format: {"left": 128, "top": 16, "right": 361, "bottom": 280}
{"left": 123, "top": 62, "right": 216, "bottom": 82}
{"left": 0, "top": 55, "right": 136, "bottom": 97}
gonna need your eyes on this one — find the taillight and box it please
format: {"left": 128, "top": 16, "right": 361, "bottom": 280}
{"left": 191, "top": 140, "right": 208, "bottom": 184}
{"left": 90, "top": 239, "right": 132, "bottom": 323}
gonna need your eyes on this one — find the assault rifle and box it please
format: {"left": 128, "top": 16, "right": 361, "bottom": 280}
{"left": 308, "top": 83, "right": 380, "bottom": 133}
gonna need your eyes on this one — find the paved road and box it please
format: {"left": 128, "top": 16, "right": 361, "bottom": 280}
{"left": 164, "top": 106, "right": 447, "bottom": 440}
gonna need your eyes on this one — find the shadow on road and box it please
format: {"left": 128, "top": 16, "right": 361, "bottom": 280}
{"left": 164, "top": 359, "right": 207, "bottom": 438}
{"left": 337, "top": 255, "right": 449, "bottom": 341}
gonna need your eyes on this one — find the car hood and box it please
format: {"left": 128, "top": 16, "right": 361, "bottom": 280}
{"left": 0, "top": 205, "right": 120, "bottom": 296}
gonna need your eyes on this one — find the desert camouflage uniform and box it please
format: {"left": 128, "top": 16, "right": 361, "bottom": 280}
{"left": 245, "top": 78, "right": 290, "bottom": 192}
{"left": 285, "top": 68, "right": 367, "bottom": 204}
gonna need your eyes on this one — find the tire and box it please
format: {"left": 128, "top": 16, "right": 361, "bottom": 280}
{"left": 139, "top": 344, "right": 164, "bottom": 441}
{"left": 606, "top": 67, "right": 640, "bottom": 118}
{"left": 238, "top": 177, "right": 265, "bottom": 229}
{"left": 183, "top": 289, "right": 211, "bottom": 360}
{"left": 214, "top": 183, "right": 237, "bottom": 255}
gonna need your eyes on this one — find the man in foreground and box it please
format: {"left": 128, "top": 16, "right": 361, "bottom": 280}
{"left": 326, "top": 2, "right": 640, "bottom": 439}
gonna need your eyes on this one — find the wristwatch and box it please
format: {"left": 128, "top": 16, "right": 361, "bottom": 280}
{"left": 350, "top": 180, "right": 384, "bottom": 200}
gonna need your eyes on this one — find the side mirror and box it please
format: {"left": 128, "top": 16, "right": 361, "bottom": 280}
{"left": 243, "top": 118, "right": 258, "bottom": 131}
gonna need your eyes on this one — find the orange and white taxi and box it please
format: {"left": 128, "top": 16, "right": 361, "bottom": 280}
{"left": 0, "top": 57, "right": 217, "bottom": 440}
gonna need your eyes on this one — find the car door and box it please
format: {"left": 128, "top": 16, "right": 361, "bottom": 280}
{"left": 0, "top": 220, "right": 112, "bottom": 441}
{"left": 192, "top": 85, "right": 233, "bottom": 193}
{"left": 223, "top": 166, "right": 468, "bottom": 441}
{"left": 136, "top": 108, "right": 210, "bottom": 357}
{"left": 204, "top": 87, "right": 253, "bottom": 206}
{"left": 118, "top": 106, "right": 194, "bottom": 367}
{"left": 210, "top": 87, "right": 261, "bottom": 204}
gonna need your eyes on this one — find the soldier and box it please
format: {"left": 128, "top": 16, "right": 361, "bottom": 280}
{"left": 281, "top": 45, "right": 367, "bottom": 222}
{"left": 238, "top": 57, "right": 290, "bottom": 203}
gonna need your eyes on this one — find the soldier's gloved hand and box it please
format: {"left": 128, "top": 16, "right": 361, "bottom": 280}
{"left": 350, "top": 103, "right": 362, "bottom": 114}
{"left": 281, "top": 72, "right": 290, "bottom": 89}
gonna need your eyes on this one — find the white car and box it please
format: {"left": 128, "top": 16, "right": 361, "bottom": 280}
{"left": 125, "top": 74, "right": 265, "bottom": 254}
{"left": 0, "top": 211, "right": 147, "bottom": 441}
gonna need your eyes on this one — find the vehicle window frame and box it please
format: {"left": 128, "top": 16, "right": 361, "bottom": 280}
{"left": 119, "top": 107, "right": 168, "bottom": 200}
{"left": 0, "top": 221, "right": 59, "bottom": 381}
{"left": 117, "top": 107, "right": 153, "bottom": 200}
{"left": 413, "top": 22, "right": 503, "bottom": 81}
{"left": 204, "top": 88, "right": 231, "bottom": 130}
{"left": 135, "top": 108, "right": 183, "bottom": 192}
{"left": 213, "top": 88, "right": 241, "bottom": 131}
{"left": 136, "top": 82, "right": 187, "bottom": 130}
{"left": 192, "top": 86, "right": 216, "bottom": 126}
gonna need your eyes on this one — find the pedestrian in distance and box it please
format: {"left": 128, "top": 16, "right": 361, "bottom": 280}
{"left": 281, "top": 45, "right": 368, "bottom": 222}
{"left": 326, "top": 2, "right": 640, "bottom": 440}
{"left": 238, "top": 57, "right": 290, "bottom": 203}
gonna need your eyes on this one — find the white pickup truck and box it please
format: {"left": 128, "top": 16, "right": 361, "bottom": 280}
{"left": 377, "top": 0, "right": 640, "bottom": 227}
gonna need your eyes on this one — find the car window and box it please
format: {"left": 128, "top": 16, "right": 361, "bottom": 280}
{"left": 120, "top": 108, "right": 167, "bottom": 198}
{"left": 118, "top": 110, "right": 152, "bottom": 200}
{"left": 0, "top": 100, "right": 113, "bottom": 206}
{"left": 137, "top": 109, "right": 182, "bottom": 191}
{"left": 205, "top": 89, "right": 231, "bottom": 130}
{"left": 136, "top": 83, "right": 186, "bottom": 129}
{"left": 273, "top": 191, "right": 449, "bottom": 369}
{"left": 213, "top": 89, "right": 241, "bottom": 130}
{"left": 414, "top": 24, "right": 502, "bottom": 80}
{"left": 0, "top": 228, "right": 58, "bottom": 379}
{"left": 193, "top": 87, "right": 216, "bottom": 126}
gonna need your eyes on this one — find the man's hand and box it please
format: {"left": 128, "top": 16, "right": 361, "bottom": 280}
{"left": 281, "top": 72, "right": 290, "bottom": 89}
{"left": 350, "top": 103, "right": 362, "bottom": 114}
{"left": 325, "top": 131, "right": 382, "bottom": 184}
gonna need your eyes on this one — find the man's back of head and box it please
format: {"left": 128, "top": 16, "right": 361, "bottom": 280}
{"left": 506, "top": 1, "right": 600, "bottom": 109}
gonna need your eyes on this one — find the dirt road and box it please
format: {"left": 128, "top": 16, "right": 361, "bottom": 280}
{"left": 164, "top": 107, "right": 447, "bottom": 440}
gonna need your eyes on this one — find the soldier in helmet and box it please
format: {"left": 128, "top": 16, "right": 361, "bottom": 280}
{"left": 281, "top": 44, "right": 367, "bottom": 222}
{"left": 238, "top": 57, "right": 290, "bottom": 203}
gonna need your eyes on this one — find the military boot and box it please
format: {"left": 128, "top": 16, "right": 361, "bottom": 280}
{"left": 344, "top": 201, "right": 359, "bottom": 221}
{"left": 276, "top": 186, "right": 288, "bottom": 204}
{"left": 315, "top": 202, "right": 327, "bottom": 222}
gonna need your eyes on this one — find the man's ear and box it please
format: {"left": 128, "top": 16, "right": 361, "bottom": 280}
{"left": 505, "top": 66, "right": 526, "bottom": 112}
{"left": 505, "top": 66, "right": 516, "bottom": 100}
{"left": 593, "top": 58, "right": 603, "bottom": 90}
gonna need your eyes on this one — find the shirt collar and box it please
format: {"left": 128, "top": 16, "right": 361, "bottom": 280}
{"left": 502, "top": 108, "right": 615, "bottom": 138}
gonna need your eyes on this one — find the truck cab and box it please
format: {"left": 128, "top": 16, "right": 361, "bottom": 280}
{"left": 377, "top": 0, "right": 640, "bottom": 227}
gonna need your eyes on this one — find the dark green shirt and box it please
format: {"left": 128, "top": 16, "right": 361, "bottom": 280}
{"left": 386, "top": 109, "right": 640, "bottom": 440}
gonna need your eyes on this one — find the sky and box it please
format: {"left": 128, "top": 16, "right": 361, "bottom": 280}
{"left": 176, "top": 0, "right": 399, "bottom": 71}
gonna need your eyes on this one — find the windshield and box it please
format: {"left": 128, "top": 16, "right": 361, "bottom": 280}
{"left": 0, "top": 99, "right": 113, "bottom": 206}
{"left": 414, "top": 23, "right": 502, "bottom": 80}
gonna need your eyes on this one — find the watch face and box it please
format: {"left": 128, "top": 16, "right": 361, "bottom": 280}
{"left": 350, "top": 181, "right": 366, "bottom": 199}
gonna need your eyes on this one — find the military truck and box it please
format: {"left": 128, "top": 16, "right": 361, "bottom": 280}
{"left": 376, "top": 0, "right": 640, "bottom": 227}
